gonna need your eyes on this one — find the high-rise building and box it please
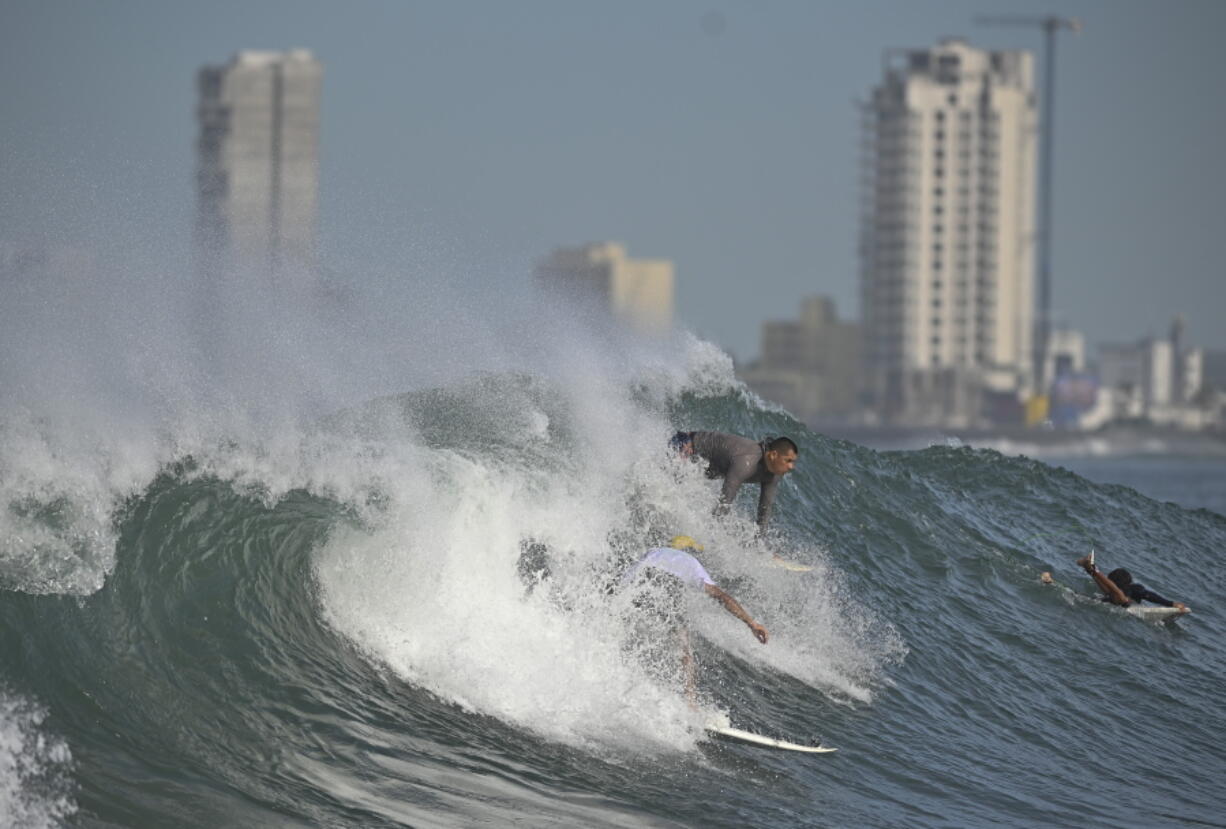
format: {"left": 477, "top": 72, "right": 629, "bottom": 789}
{"left": 196, "top": 50, "right": 322, "bottom": 278}
{"left": 534, "top": 242, "right": 674, "bottom": 333}
{"left": 859, "top": 39, "right": 1037, "bottom": 425}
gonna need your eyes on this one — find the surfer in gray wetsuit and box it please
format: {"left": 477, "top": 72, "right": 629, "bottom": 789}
{"left": 669, "top": 431, "right": 798, "bottom": 533}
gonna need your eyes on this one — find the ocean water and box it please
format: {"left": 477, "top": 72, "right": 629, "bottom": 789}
{"left": 3, "top": 274, "right": 1225, "bottom": 827}
{"left": 1046, "top": 454, "right": 1226, "bottom": 517}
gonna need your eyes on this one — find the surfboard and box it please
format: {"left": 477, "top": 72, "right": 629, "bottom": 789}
{"left": 1126, "top": 605, "right": 1187, "bottom": 623}
{"left": 766, "top": 557, "right": 813, "bottom": 573}
{"left": 703, "top": 723, "right": 836, "bottom": 753}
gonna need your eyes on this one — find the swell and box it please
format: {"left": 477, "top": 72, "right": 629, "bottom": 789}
{"left": 678, "top": 393, "right": 1226, "bottom": 825}
{"left": 0, "top": 466, "right": 650, "bottom": 826}
{"left": 1, "top": 380, "right": 1224, "bottom": 827}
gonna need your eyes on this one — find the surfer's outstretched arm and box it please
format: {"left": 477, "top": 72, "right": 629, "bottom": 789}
{"left": 755, "top": 477, "right": 780, "bottom": 535}
{"left": 704, "top": 584, "right": 768, "bottom": 643}
{"left": 715, "top": 458, "right": 754, "bottom": 517}
{"left": 1076, "top": 556, "right": 1130, "bottom": 605}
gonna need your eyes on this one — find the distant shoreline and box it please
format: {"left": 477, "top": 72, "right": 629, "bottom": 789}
{"left": 817, "top": 423, "right": 1226, "bottom": 458}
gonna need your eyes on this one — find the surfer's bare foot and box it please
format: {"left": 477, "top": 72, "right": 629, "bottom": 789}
{"left": 1040, "top": 571, "right": 1053, "bottom": 585}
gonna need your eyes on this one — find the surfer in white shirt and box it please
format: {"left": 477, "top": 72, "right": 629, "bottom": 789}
{"left": 621, "top": 535, "right": 768, "bottom": 705}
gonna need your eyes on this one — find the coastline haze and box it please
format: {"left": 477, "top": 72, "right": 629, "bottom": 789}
{"left": 2, "top": 0, "right": 1224, "bottom": 362}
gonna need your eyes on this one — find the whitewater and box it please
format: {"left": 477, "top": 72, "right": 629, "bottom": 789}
{"left": 2, "top": 259, "right": 1224, "bottom": 827}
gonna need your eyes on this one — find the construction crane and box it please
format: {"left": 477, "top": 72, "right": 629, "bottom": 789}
{"left": 975, "top": 14, "right": 1081, "bottom": 393}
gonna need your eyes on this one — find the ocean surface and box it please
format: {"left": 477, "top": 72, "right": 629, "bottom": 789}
{"left": 3, "top": 305, "right": 1225, "bottom": 827}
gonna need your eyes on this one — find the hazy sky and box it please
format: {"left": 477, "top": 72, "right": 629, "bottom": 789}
{"left": 3, "top": 0, "right": 1224, "bottom": 361}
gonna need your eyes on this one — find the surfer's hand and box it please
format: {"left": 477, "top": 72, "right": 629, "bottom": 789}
{"left": 1174, "top": 602, "right": 1190, "bottom": 613}
{"left": 1040, "top": 571, "right": 1054, "bottom": 585}
{"left": 750, "top": 622, "right": 768, "bottom": 644}
{"left": 1075, "top": 556, "right": 1093, "bottom": 573}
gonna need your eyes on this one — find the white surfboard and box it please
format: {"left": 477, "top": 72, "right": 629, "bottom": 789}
{"left": 1126, "top": 605, "right": 1188, "bottom": 622}
{"left": 704, "top": 723, "right": 836, "bottom": 753}
{"left": 766, "top": 557, "right": 813, "bottom": 573}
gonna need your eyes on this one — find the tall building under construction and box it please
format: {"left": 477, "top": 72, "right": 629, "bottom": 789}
{"left": 859, "top": 39, "right": 1037, "bottom": 425}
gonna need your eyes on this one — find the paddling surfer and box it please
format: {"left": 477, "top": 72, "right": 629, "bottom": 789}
{"left": 1072, "top": 555, "right": 1189, "bottom": 613}
{"left": 1041, "top": 555, "right": 1189, "bottom": 614}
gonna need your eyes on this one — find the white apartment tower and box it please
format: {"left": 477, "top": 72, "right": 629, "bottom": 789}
{"left": 860, "top": 39, "right": 1037, "bottom": 424}
{"left": 196, "top": 50, "right": 322, "bottom": 278}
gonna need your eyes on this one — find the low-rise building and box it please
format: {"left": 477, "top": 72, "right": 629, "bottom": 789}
{"left": 534, "top": 242, "right": 673, "bottom": 334}
{"left": 1097, "top": 318, "right": 1208, "bottom": 428}
{"left": 737, "top": 296, "right": 863, "bottom": 423}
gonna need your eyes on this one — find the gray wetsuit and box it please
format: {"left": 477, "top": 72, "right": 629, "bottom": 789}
{"left": 689, "top": 431, "right": 782, "bottom": 531}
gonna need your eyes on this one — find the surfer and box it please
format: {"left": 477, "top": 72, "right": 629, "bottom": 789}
{"left": 621, "top": 536, "right": 768, "bottom": 704}
{"left": 668, "top": 431, "right": 798, "bottom": 534}
{"left": 1069, "top": 555, "right": 1190, "bottom": 613}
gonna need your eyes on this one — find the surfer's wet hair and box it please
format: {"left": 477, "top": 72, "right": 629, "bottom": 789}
{"left": 1107, "top": 568, "right": 1133, "bottom": 590}
{"left": 766, "top": 436, "right": 798, "bottom": 455}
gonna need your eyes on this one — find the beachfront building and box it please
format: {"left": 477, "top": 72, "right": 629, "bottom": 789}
{"left": 196, "top": 50, "right": 322, "bottom": 279}
{"left": 1045, "top": 327, "right": 1086, "bottom": 380}
{"left": 534, "top": 242, "right": 674, "bottom": 334}
{"left": 1098, "top": 319, "right": 1207, "bottom": 428}
{"left": 737, "top": 296, "right": 863, "bottom": 424}
{"left": 1203, "top": 350, "right": 1226, "bottom": 393}
{"left": 859, "top": 39, "right": 1038, "bottom": 426}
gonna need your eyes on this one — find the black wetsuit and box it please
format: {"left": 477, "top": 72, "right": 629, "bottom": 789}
{"left": 682, "top": 431, "right": 783, "bottom": 531}
{"left": 1103, "top": 582, "right": 1175, "bottom": 607}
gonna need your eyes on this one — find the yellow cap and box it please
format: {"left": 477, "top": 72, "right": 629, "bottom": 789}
{"left": 670, "top": 535, "right": 704, "bottom": 552}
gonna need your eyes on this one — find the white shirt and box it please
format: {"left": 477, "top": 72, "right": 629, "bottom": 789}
{"left": 622, "top": 547, "right": 716, "bottom": 589}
